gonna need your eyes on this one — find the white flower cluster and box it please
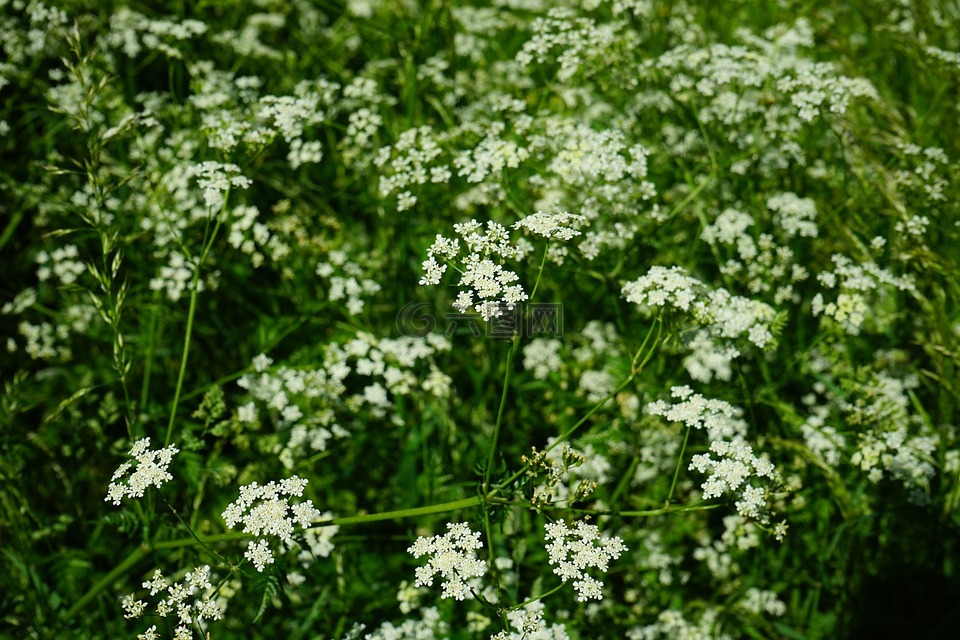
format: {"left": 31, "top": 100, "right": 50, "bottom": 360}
{"left": 628, "top": 608, "right": 731, "bottom": 640}
{"left": 523, "top": 338, "right": 563, "bottom": 380}
{"left": 221, "top": 476, "right": 323, "bottom": 571}
{"left": 543, "top": 520, "right": 627, "bottom": 602}
{"left": 420, "top": 219, "right": 527, "bottom": 322}
{"left": 812, "top": 254, "right": 915, "bottom": 335}
{"left": 516, "top": 8, "right": 625, "bottom": 83}
{"left": 361, "top": 606, "right": 447, "bottom": 640}
{"left": 623, "top": 266, "right": 776, "bottom": 350}
{"left": 407, "top": 522, "right": 488, "bottom": 601}
{"left": 646, "top": 387, "right": 778, "bottom": 521}
{"left": 894, "top": 143, "right": 950, "bottom": 204}
{"left": 766, "top": 192, "right": 818, "bottom": 238}
{"left": 639, "top": 19, "right": 876, "bottom": 172}
{"left": 513, "top": 210, "right": 585, "bottom": 240}
{"left": 489, "top": 604, "right": 572, "bottom": 640}
{"left": 699, "top": 204, "right": 812, "bottom": 305}
{"left": 800, "top": 405, "right": 846, "bottom": 467}
{"left": 420, "top": 211, "right": 584, "bottom": 322}
{"left": 188, "top": 161, "right": 252, "bottom": 211}
{"left": 316, "top": 249, "right": 383, "bottom": 316}
{"left": 689, "top": 440, "right": 776, "bottom": 520}
{"left": 106, "top": 438, "right": 179, "bottom": 506}
{"left": 846, "top": 372, "right": 937, "bottom": 493}
{"left": 375, "top": 125, "right": 449, "bottom": 212}
{"left": 298, "top": 516, "right": 339, "bottom": 566}
{"left": 776, "top": 61, "right": 879, "bottom": 123}
{"left": 35, "top": 243, "right": 86, "bottom": 285}
{"left": 107, "top": 8, "right": 208, "bottom": 59}
{"left": 739, "top": 587, "right": 787, "bottom": 617}
{"left": 122, "top": 565, "right": 223, "bottom": 640}
{"left": 645, "top": 386, "right": 748, "bottom": 442}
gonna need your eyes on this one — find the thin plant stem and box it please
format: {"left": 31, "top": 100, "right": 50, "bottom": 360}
{"left": 483, "top": 245, "right": 550, "bottom": 494}
{"left": 509, "top": 581, "right": 566, "bottom": 611}
{"left": 164, "top": 200, "right": 228, "bottom": 447}
{"left": 317, "top": 496, "right": 483, "bottom": 526}
{"left": 665, "top": 426, "right": 692, "bottom": 507}
{"left": 164, "top": 275, "right": 199, "bottom": 447}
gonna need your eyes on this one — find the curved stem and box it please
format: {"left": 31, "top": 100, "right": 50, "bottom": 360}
{"left": 488, "top": 313, "right": 663, "bottom": 497}
{"left": 164, "top": 278, "right": 199, "bottom": 447}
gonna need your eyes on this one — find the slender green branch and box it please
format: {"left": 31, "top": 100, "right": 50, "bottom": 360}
{"left": 484, "top": 339, "right": 517, "bottom": 493}
{"left": 483, "top": 245, "right": 550, "bottom": 494}
{"left": 164, "top": 275, "right": 200, "bottom": 447}
{"left": 317, "top": 496, "right": 484, "bottom": 526}
{"left": 508, "top": 581, "right": 565, "bottom": 611}
{"left": 665, "top": 426, "right": 692, "bottom": 507}
{"left": 159, "top": 494, "right": 228, "bottom": 566}
{"left": 489, "top": 314, "right": 663, "bottom": 497}
{"left": 62, "top": 544, "right": 148, "bottom": 621}
{"left": 164, "top": 200, "right": 228, "bottom": 447}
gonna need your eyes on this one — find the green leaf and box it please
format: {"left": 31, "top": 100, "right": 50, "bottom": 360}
{"left": 252, "top": 570, "right": 280, "bottom": 624}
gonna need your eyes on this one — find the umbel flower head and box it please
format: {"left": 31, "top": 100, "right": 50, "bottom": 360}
{"left": 407, "top": 522, "right": 488, "bottom": 601}
{"left": 105, "top": 437, "right": 179, "bottom": 506}
{"left": 544, "top": 520, "right": 627, "bottom": 602}
{"left": 221, "top": 475, "right": 323, "bottom": 571}
{"left": 122, "top": 565, "right": 224, "bottom": 640}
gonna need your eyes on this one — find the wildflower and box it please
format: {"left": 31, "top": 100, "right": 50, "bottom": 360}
{"left": 543, "top": 520, "right": 627, "bottom": 602}
{"left": 105, "top": 437, "right": 179, "bottom": 506}
{"left": 123, "top": 566, "right": 223, "bottom": 636}
{"left": 408, "top": 522, "right": 488, "bottom": 601}
{"left": 513, "top": 210, "right": 585, "bottom": 240}
{"left": 221, "top": 475, "right": 323, "bottom": 571}
{"left": 689, "top": 440, "right": 776, "bottom": 520}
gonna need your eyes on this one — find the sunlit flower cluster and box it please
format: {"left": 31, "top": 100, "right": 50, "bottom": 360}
{"left": 221, "top": 475, "right": 322, "bottom": 571}
{"left": 408, "top": 523, "right": 488, "bottom": 601}
{"left": 544, "top": 520, "right": 627, "bottom": 602}
{"left": 106, "top": 438, "right": 179, "bottom": 506}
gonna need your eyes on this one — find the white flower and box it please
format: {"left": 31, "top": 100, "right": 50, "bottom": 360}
{"left": 689, "top": 440, "right": 777, "bottom": 521}
{"left": 121, "top": 594, "right": 147, "bottom": 619}
{"left": 543, "top": 520, "right": 626, "bottom": 602}
{"left": 245, "top": 539, "right": 275, "bottom": 572}
{"left": 105, "top": 438, "right": 179, "bottom": 506}
{"left": 222, "top": 475, "right": 323, "bottom": 572}
{"left": 408, "top": 522, "right": 488, "bottom": 601}
{"left": 513, "top": 210, "right": 585, "bottom": 240}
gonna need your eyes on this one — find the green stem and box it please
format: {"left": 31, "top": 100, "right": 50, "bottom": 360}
{"left": 62, "top": 545, "right": 148, "bottom": 621}
{"left": 164, "top": 201, "right": 228, "bottom": 446}
{"left": 64, "top": 495, "right": 484, "bottom": 621}
{"left": 139, "top": 289, "right": 162, "bottom": 416}
{"left": 152, "top": 532, "right": 249, "bottom": 550}
{"left": 165, "top": 276, "right": 199, "bottom": 447}
{"left": 490, "top": 314, "right": 663, "bottom": 496}
{"left": 483, "top": 245, "right": 550, "bottom": 494}
{"left": 488, "top": 497, "right": 721, "bottom": 518}
{"left": 665, "top": 426, "right": 692, "bottom": 507}
{"left": 317, "top": 496, "right": 483, "bottom": 527}
{"left": 484, "top": 339, "right": 517, "bottom": 493}
{"left": 509, "top": 581, "right": 566, "bottom": 611}
{"left": 0, "top": 209, "right": 24, "bottom": 254}
{"left": 159, "top": 494, "right": 228, "bottom": 566}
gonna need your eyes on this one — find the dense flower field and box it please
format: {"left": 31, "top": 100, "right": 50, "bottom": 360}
{"left": 2, "top": 1, "right": 960, "bottom": 638}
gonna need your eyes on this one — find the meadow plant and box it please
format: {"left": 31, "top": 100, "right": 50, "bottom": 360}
{"left": 3, "top": 1, "right": 960, "bottom": 639}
